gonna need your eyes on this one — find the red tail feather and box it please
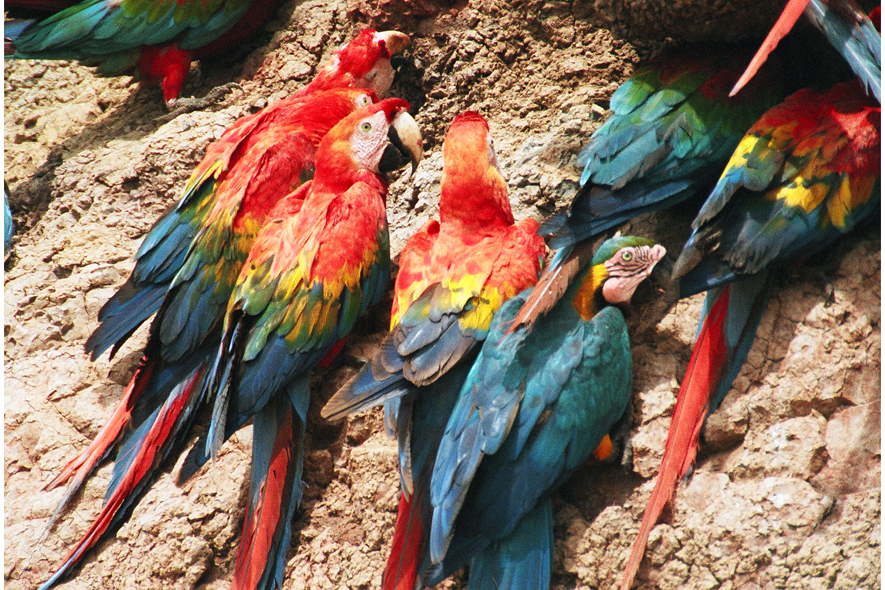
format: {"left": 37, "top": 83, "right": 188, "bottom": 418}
{"left": 44, "top": 355, "right": 155, "bottom": 492}
{"left": 48, "top": 370, "right": 199, "bottom": 580}
{"left": 730, "top": 0, "right": 810, "bottom": 97}
{"left": 383, "top": 492, "right": 426, "bottom": 590}
{"left": 318, "top": 336, "right": 348, "bottom": 369}
{"left": 619, "top": 288, "right": 730, "bottom": 590}
{"left": 232, "top": 404, "right": 296, "bottom": 590}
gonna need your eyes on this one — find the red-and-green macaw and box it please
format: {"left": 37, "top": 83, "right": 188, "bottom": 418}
{"left": 514, "top": 46, "right": 786, "bottom": 331}
{"left": 320, "top": 111, "right": 547, "bottom": 590}
{"left": 4, "top": 0, "right": 284, "bottom": 107}
{"left": 44, "top": 29, "right": 408, "bottom": 522}
{"left": 619, "top": 78, "right": 881, "bottom": 590}
{"left": 730, "top": 0, "right": 881, "bottom": 102}
{"left": 541, "top": 46, "right": 786, "bottom": 250}
{"left": 197, "top": 98, "right": 422, "bottom": 590}
{"left": 425, "top": 236, "right": 665, "bottom": 590}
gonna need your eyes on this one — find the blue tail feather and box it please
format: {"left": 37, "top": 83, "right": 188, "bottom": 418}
{"left": 466, "top": 498, "right": 553, "bottom": 590}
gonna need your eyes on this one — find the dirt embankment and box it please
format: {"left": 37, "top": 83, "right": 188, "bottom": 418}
{"left": 5, "top": 1, "right": 880, "bottom": 589}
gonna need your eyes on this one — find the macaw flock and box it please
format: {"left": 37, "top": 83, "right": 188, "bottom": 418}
{"left": 3, "top": 0, "right": 881, "bottom": 589}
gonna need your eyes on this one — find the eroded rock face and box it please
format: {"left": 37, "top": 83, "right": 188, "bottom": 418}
{"left": 4, "top": 1, "right": 880, "bottom": 589}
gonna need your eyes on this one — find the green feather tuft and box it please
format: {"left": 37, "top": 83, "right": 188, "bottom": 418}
{"left": 590, "top": 235, "right": 658, "bottom": 265}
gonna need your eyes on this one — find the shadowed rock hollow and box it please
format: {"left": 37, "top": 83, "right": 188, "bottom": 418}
{"left": 4, "top": 1, "right": 880, "bottom": 589}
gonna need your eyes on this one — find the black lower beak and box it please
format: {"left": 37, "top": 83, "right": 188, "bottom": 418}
{"left": 379, "top": 125, "right": 413, "bottom": 174}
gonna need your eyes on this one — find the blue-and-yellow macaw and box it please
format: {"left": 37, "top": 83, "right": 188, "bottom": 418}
{"left": 426, "top": 236, "right": 664, "bottom": 590}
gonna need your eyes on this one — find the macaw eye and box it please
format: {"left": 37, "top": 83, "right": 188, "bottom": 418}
{"left": 621, "top": 250, "right": 633, "bottom": 262}
{"left": 356, "top": 94, "right": 372, "bottom": 107}
{"left": 361, "top": 121, "right": 373, "bottom": 133}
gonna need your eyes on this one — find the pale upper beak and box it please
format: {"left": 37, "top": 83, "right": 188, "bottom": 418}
{"left": 380, "top": 111, "right": 423, "bottom": 176}
{"left": 376, "top": 31, "right": 411, "bottom": 57}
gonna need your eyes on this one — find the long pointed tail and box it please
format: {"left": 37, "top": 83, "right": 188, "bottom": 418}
{"left": 384, "top": 363, "right": 472, "bottom": 590}
{"left": 42, "top": 353, "right": 157, "bottom": 530}
{"left": 730, "top": 0, "right": 810, "bottom": 96}
{"left": 85, "top": 283, "right": 168, "bottom": 360}
{"left": 231, "top": 377, "right": 309, "bottom": 590}
{"left": 466, "top": 497, "right": 553, "bottom": 590}
{"left": 620, "top": 276, "right": 772, "bottom": 589}
{"left": 383, "top": 488, "right": 429, "bottom": 590}
{"left": 38, "top": 365, "right": 207, "bottom": 590}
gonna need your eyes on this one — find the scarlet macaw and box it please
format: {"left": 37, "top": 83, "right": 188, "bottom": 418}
{"left": 198, "top": 97, "right": 422, "bottom": 590}
{"left": 45, "top": 30, "right": 409, "bottom": 525}
{"left": 321, "top": 111, "right": 546, "bottom": 590}
{"left": 85, "top": 28, "right": 410, "bottom": 361}
{"left": 39, "top": 97, "right": 422, "bottom": 590}
{"left": 38, "top": 30, "right": 414, "bottom": 590}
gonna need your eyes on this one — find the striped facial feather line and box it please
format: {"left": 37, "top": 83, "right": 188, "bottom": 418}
{"left": 603, "top": 245, "right": 662, "bottom": 278}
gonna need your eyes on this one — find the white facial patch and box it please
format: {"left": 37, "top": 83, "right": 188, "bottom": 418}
{"left": 359, "top": 59, "right": 396, "bottom": 98}
{"left": 602, "top": 244, "right": 666, "bottom": 304}
{"left": 352, "top": 92, "right": 374, "bottom": 109}
{"left": 349, "top": 110, "right": 392, "bottom": 172}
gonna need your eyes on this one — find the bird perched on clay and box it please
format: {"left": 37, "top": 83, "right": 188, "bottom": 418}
{"left": 322, "top": 111, "right": 546, "bottom": 590}
{"left": 37, "top": 28, "right": 413, "bottom": 590}
{"left": 4, "top": 0, "right": 288, "bottom": 108}
{"left": 424, "top": 236, "right": 665, "bottom": 590}
{"left": 45, "top": 28, "right": 410, "bottom": 530}
{"left": 83, "top": 28, "right": 410, "bottom": 365}
{"left": 541, "top": 46, "right": 786, "bottom": 251}
{"left": 619, "top": 75, "right": 881, "bottom": 590}
{"left": 195, "top": 97, "right": 421, "bottom": 590}
{"left": 45, "top": 31, "right": 409, "bottom": 540}
{"left": 512, "top": 46, "right": 786, "bottom": 332}
{"left": 38, "top": 97, "right": 422, "bottom": 590}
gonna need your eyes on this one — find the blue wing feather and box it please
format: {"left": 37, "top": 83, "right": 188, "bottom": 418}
{"left": 805, "top": 0, "right": 881, "bottom": 102}
{"left": 429, "top": 291, "right": 632, "bottom": 574}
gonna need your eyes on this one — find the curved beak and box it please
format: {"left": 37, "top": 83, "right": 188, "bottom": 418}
{"left": 377, "top": 31, "right": 411, "bottom": 57}
{"left": 380, "top": 111, "right": 423, "bottom": 176}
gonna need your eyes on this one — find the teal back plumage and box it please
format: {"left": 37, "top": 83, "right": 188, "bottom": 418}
{"left": 427, "top": 269, "right": 633, "bottom": 580}
{"left": 9, "top": 0, "right": 253, "bottom": 65}
{"left": 544, "top": 46, "right": 787, "bottom": 249}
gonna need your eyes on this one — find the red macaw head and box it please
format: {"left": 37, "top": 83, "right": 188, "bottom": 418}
{"left": 305, "top": 29, "right": 411, "bottom": 98}
{"left": 313, "top": 98, "right": 423, "bottom": 191}
{"left": 439, "top": 110, "right": 515, "bottom": 228}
